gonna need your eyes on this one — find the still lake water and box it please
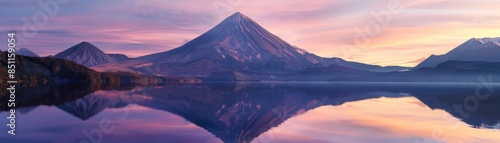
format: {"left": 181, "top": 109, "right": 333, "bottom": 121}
{"left": 1, "top": 82, "right": 499, "bottom": 143}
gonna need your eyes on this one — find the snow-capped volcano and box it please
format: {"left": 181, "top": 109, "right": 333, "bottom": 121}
{"left": 416, "top": 37, "right": 500, "bottom": 68}
{"left": 107, "top": 54, "right": 130, "bottom": 62}
{"left": 54, "top": 42, "right": 115, "bottom": 67}
{"left": 132, "top": 12, "right": 322, "bottom": 75}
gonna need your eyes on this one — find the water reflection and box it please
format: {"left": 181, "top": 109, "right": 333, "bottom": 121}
{"left": 0, "top": 82, "right": 499, "bottom": 143}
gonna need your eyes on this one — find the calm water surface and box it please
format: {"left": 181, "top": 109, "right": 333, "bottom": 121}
{"left": 1, "top": 82, "right": 499, "bottom": 143}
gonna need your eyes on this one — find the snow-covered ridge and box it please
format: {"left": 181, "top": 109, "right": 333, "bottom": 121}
{"left": 475, "top": 37, "right": 500, "bottom": 45}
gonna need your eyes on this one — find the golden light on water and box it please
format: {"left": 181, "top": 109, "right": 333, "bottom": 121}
{"left": 258, "top": 97, "right": 500, "bottom": 143}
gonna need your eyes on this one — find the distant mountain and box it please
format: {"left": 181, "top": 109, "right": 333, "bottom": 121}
{"left": 134, "top": 85, "right": 332, "bottom": 143}
{"left": 3, "top": 82, "right": 499, "bottom": 143}
{"left": 54, "top": 42, "right": 115, "bottom": 67}
{"left": 17, "top": 48, "right": 39, "bottom": 57}
{"left": 416, "top": 37, "right": 500, "bottom": 68}
{"left": 322, "top": 57, "right": 409, "bottom": 72}
{"left": 0, "top": 51, "right": 118, "bottom": 83}
{"left": 107, "top": 54, "right": 130, "bottom": 62}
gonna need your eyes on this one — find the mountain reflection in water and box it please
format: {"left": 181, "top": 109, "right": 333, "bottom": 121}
{"left": 0, "top": 82, "right": 499, "bottom": 143}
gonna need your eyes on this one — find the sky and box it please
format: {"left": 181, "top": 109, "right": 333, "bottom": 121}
{"left": 1, "top": 0, "right": 499, "bottom": 67}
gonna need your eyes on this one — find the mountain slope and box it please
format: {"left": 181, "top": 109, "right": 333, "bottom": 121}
{"left": 55, "top": 42, "right": 115, "bottom": 67}
{"left": 416, "top": 37, "right": 500, "bottom": 68}
{"left": 17, "top": 48, "right": 39, "bottom": 57}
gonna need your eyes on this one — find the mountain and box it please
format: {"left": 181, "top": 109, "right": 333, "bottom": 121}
{"left": 133, "top": 12, "right": 321, "bottom": 75}
{"left": 0, "top": 51, "right": 119, "bottom": 84}
{"left": 322, "top": 57, "right": 409, "bottom": 72}
{"left": 54, "top": 42, "right": 115, "bottom": 67}
{"left": 95, "top": 12, "right": 404, "bottom": 76}
{"left": 0, "top": 83, "right": 103, "bottom": 113}
{"left": 416, "top": 37, "right": 500, "bottom": 68}
{"left": 332, "top": 60, "right": 500, "bottom": 82}
{"left": 57, "top": 93, "right": 128, "bottom": 120}
{"left": 107, "top": 54, "right": 130, "bottom": 62}
{"left": 17, "top": 48, "right": 39, "bottom": 57}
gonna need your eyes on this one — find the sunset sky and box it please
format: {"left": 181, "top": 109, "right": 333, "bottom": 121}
{"left": 1, "top": 0, "right": 499, "bottom": 66}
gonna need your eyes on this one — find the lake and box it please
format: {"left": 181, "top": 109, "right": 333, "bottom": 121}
{"left": 1, "top": 82, "right": 499, "bottom": 143}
